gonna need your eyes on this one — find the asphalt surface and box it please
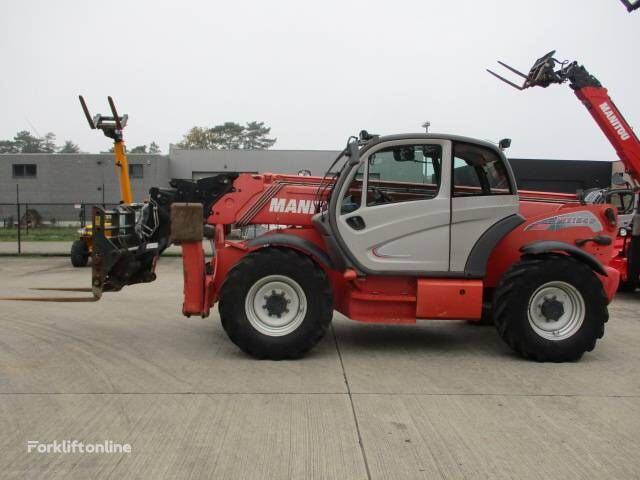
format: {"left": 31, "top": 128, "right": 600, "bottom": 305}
{"left": 1, "top": 257, "right": 639, "bottom": 479}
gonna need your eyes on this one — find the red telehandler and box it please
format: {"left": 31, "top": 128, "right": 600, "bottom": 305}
{"left": 3, "top": 53, "right": 627, "bottom": 362}
{"left": 83, "top": 56, "right": 624, "bottom": 362}
{"left": 488, "top": 50, "right": 640, "bottom": 291}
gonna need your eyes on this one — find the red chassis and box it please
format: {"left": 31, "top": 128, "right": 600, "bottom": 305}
{"left": 178, "top": 172, "right": 619, "bottom": 323}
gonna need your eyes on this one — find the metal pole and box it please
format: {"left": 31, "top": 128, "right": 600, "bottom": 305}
{"left": 25, "top": 202, "right": 29, "bottom": 235}
{"left": 16, "top": 184, "right": 21, "bottom": 255}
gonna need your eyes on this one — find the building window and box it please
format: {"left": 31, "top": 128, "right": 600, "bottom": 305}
{"left": 128, "top": 164, "right": 144, "bottom": 179}
{"left": 12, "top": 164, "right": 37, "bottom": 178}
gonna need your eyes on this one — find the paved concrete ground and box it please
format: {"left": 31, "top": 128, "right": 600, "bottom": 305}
{"left": 0, "top": 257, "right": 639, "bottom": 479}
{"left": 0, "top": 241, "right": 187, "bottom": 256}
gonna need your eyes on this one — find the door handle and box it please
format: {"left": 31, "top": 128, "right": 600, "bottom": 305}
{"left": 346, "top": 216, "right": 366, "bottom": 230}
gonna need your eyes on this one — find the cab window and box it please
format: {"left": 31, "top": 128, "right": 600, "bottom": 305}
{"left": 453, "top": 143, "right": 511, "bottom": 196}
{"left": 365, "top": 144, "right": 442, "bottom": 206}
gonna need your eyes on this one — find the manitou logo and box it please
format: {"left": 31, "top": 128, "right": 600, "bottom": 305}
{"left": 269, "top": 198, "right": 322, "bottom": 214}
{"left": 600, "top": 102, "right": 631, "bottom": 141}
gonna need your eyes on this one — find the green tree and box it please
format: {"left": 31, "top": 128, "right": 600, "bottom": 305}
{"left": 58, "top": 140, "right": 80, "bottom": 153}
{"left": 41, "top": 132, "right": 57, "bottom": 153}
{"left": 211, "top": 122, "right": 245, "bottom": 149}
{"left": 13, "top": 130, "right": 42, "bottom": 153}
{"left": 176, "top": 122, "right": 276, "bottom": 150}
{"left": 243, "top": 121, "right": 276, "bottom": 150}
{"left": 0, "top": 140, "right": 19, "bottom": 153}
{"left": 148, "top": 141, "right": 161, "bottom": 154}
{"left": 176, "top": 126, "right": 211, "bottom": 149}
{"left": 129, "top": 145, "right": 147, "bottom": 153}
{"left": 0, "top": 130, "right": 83, "bottom": 153}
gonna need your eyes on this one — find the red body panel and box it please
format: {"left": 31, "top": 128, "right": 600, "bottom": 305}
{"left": 416, "top": 279, "right": 483, "bottom": 319}
{"left": 208, "top": 173, "right": 330, "bottom": 227}
{"left": 485, "top": 202, "right": 617, "bottom": 287}
{"left": 609, "top": 236, "right": 629, "bottom": 283}
{"left": 181, "top": 241, "right": 206, "bottom": 316}
{"left": 600, "top": 266, "right": 621, "bottom": 303}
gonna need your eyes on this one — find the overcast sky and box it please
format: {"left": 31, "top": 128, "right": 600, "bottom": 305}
{"left": 0, "top": 0, "right": 638, "bottom": 160}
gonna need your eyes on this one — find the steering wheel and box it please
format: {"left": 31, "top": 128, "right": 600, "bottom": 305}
{"left": 369, "top": 187, "right": 393, "bottom": 205}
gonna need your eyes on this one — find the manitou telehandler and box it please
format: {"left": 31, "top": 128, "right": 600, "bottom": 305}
{"left": 82, "top": 56, "right": 628, "bottom": 362}
{"left": 9, "top": 52, "right": 629, "bottom": 362}
{"left": 69, "top": 96, "right": 133, "bottom": 267}
{"left": 489, "top": 50, "right": 640, "bottom": 292}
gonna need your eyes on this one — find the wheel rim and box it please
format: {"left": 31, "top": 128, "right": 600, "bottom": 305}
{"left": 527, "top": 281, "right": 585, "bottom": 341}
{"left": 245, "top": 275, "right": 307, "bottom": 337}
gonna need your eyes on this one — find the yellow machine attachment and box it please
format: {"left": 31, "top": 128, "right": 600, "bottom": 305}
{"left": 79, "top": 95, "right": 133, "bottom": 204}
{"left": 67, "top": 97, "right": 135, "bottom": 268}
{"left": 0, "top": 97, "right": 137, "bottom": 301}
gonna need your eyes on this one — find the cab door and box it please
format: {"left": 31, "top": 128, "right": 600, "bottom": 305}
{"left": 335, "top": 139, "right": 452, "bottom": 273}
{"left": 449, "top": 142, "right": 519, "bottom": 271}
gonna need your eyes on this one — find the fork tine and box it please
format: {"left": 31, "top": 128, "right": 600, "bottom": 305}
{"left": 486, "top": 69, "right": 524, "bottom": 90}
{"left": 497, "top": 61, "right": 529, "bottom": 79}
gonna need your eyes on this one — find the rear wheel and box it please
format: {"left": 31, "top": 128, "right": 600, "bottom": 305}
{"left": 219, "top": 248, "right": 333, "bottom": 359}
{"left": 493, "top": 254, "right": 607, "bottom": 362}
{"left": 70, "top": 239, "right": 89, "bottom": 267}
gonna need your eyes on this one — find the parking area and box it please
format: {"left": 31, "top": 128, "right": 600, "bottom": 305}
{"left": 1, "top": 256, "right": 639, "bottom": 479}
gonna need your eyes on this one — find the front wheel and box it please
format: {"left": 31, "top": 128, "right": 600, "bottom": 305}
{"left": 70, "top": 239, "right": 89, "bottom": 267}
{"left": 219, "top": 248, "right": 333, "bottom": 359}
{"left": 493, "top": 254, "right": 608, "bottom": 362}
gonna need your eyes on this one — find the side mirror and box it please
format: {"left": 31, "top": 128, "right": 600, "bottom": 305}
{"left": 499, "top": 138, "right": 512, "bottom": 150}
{"left": 612, "top": 172, "right": 626, "bottom": 186}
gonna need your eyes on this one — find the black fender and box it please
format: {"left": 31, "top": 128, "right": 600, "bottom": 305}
{"left": 465, "top": 214, "right": 525, "bottom": 277}
{"left": 520, "top": 240, "right": 607, "bottom": 276}
{"left": 246, "top": 233, "right": 336, "bottom": 270}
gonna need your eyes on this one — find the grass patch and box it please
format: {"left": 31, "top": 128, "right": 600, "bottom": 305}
{"left": 0, "top": 226, "right": 79, "bottom": 241}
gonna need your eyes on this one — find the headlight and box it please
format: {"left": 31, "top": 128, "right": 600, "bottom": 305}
{"left": 619, "top": 227, "right": 628, "bottom": 237}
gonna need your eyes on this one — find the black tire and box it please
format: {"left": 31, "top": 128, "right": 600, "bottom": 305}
{"left": 493, "top": 254, "right": 608, "bottom": 362}
{"left": 218, "top": 248, "right": 333, "bottom": 359}
{"left": 70, "top": 239, "right": 89, "bottom": 267}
